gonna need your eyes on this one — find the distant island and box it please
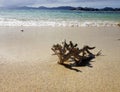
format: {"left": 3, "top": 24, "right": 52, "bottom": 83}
{"left": 0, "top": 6, "right": 120, "bottom": 11}
{"left": 70, "top": 7, "right": 120, "bottom": 11}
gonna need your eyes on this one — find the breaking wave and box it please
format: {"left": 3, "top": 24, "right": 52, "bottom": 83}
{"left": 0, "top": 17, "right": 119, "bottom": 27}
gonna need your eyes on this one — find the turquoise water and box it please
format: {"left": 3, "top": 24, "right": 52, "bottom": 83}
{"left": 0, "top": 9, "right": 120, "bottom": 26}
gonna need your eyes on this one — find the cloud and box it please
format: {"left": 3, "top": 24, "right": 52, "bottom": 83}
{"left": 0, "top": 0, "right": 120, "bottom": 7}
{"left": 0, "top": 0, "right": 34, "bottom": 7}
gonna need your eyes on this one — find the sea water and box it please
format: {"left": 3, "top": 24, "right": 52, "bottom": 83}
{"left": 0, "top": 9, "right": 120, "bottom": 27}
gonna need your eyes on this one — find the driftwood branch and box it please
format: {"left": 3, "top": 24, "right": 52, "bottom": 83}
{"left": 51, "top": 41, "right": 100, "bottom": 66}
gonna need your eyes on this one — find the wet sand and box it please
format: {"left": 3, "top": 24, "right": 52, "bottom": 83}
{"left": 0, "top": 26, "right": 120, "bottom": 92}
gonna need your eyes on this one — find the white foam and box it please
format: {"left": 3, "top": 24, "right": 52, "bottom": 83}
{"left": 0, "top": 17, "right": 119, "bottom": 27}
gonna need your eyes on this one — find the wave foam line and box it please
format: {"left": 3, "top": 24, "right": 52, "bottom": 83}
{"left": 0, "top": 18, "right": 119, "bottom": 27}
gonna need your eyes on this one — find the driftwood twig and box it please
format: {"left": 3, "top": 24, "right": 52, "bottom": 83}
{"left": 51, "top": 40, "right": 100, "bottom": 66}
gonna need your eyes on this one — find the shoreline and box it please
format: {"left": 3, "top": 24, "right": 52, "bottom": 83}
{"left": 0, "top": 21, "right": 120, "bottom": 27}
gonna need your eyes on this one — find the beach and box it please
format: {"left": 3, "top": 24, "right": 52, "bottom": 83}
{"left": 0, "top": 26, "right": 120, "bottom": 92}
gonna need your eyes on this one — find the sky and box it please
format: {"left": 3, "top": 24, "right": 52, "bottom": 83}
{"left": 0, "top": 0, "right": 120, "bottom": 8}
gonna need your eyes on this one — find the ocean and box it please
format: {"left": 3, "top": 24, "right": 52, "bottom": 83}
{"left": 0, "top": 9, "right": 120, "bottom": 27}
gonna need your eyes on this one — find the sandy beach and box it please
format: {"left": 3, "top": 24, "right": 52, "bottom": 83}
{"left": 0, "top": 26, "right": 120, "bottom": 92}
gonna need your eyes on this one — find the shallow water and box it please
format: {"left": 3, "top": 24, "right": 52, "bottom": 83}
{"left": 0, "top": 9, "right": 120, "bottom": 27}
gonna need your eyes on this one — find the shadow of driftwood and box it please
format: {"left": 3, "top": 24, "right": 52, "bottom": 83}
{"left": 59, "top": 56, "right": 95, "bottom": 72}
{"left": 59, "top": 63, "right": 82, "bottom": 72}
{"left": 117, "top": 39, "right": 120, "bottom": 41}
{"left": 76, "top": 56, "right": 95, "bottom": 68}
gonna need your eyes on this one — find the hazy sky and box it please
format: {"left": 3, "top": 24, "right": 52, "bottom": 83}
{"left": 0, "top": 0, "right": 120, "bottom": 8}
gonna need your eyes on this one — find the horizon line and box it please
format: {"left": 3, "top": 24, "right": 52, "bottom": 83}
{"left": 0, "top": 6, "right": 120, "bottom": 9}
